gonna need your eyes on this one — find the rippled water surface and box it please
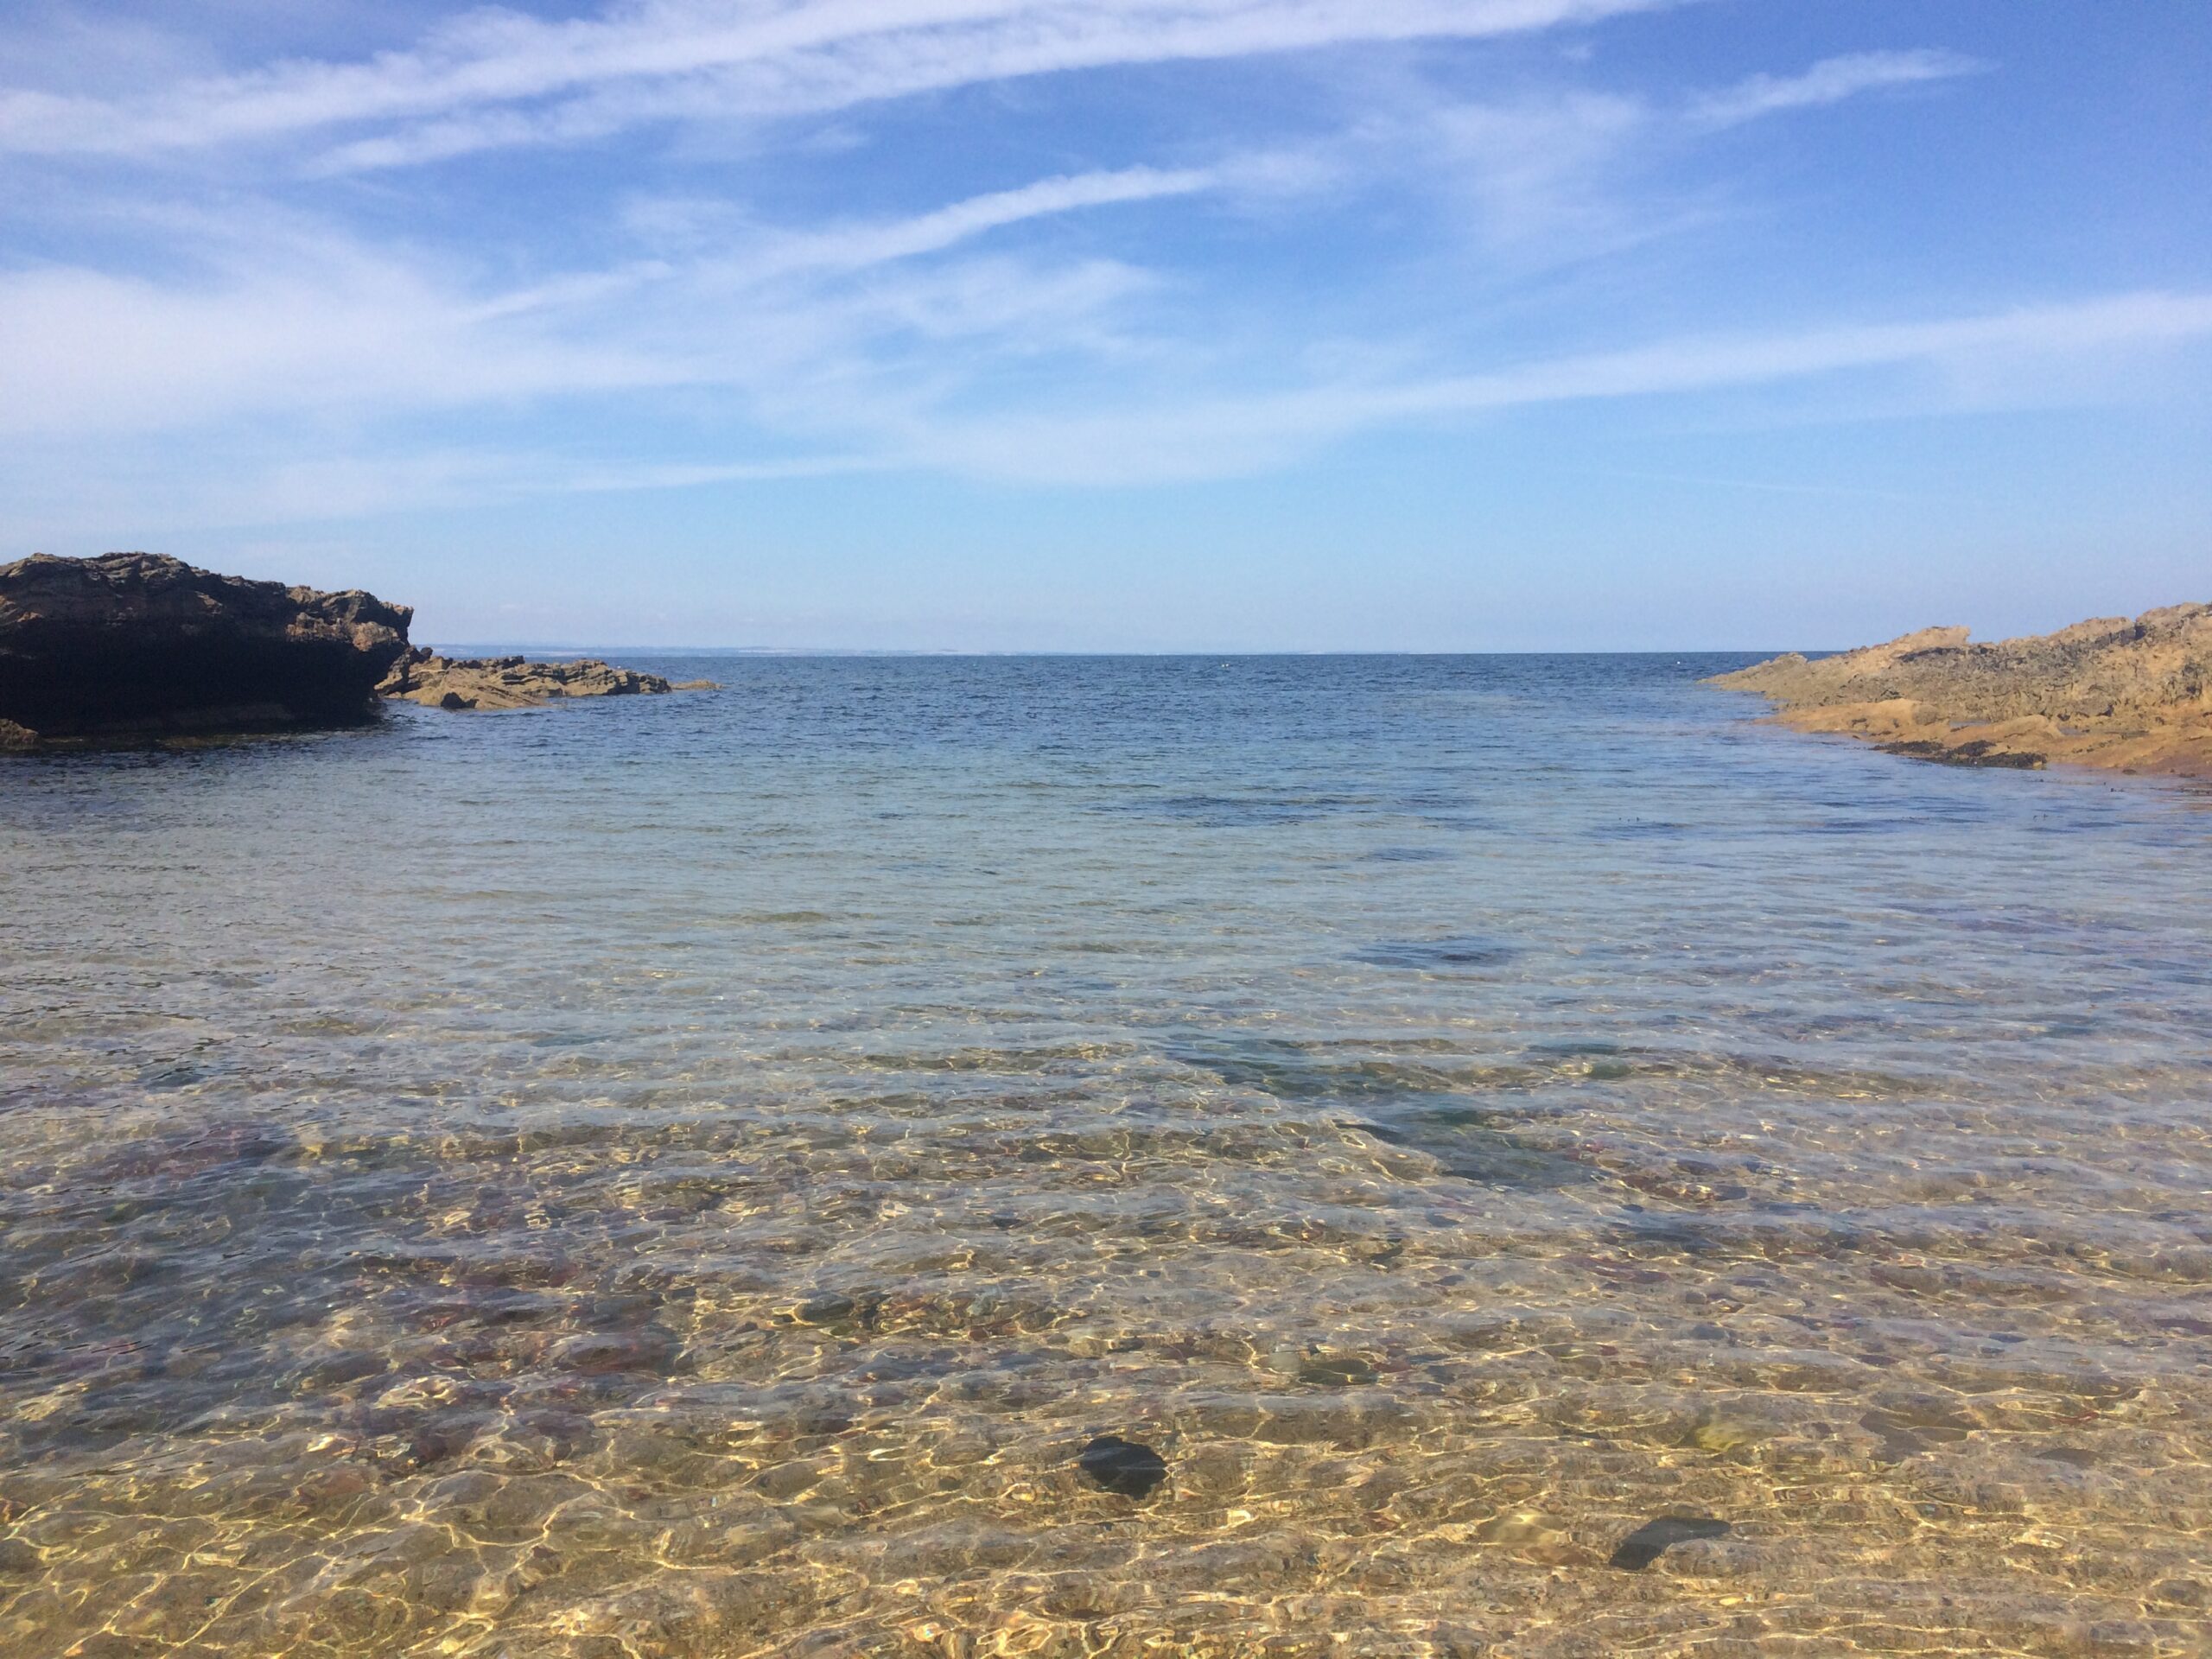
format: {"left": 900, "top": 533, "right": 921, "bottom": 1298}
{"left": 3, "top": 654, "right": 2211, "bottom": 1658}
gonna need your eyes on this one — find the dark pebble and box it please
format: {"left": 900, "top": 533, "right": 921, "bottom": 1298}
{"left": 1078, "top": 1435, "right": 1167, "bottom": 1499}
{"left": 1609, "top": 1514, "right": 1731, "bottom": 1570}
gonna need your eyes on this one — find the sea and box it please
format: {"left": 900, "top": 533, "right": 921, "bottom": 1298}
{"left": 2, "top": 653, "right": 2209, "bottom": 1657}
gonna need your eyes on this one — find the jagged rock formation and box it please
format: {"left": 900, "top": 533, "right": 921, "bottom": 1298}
{"left": 0, "top": 553, "right": 412, "bottom": 747}
{"left": 1711, "top": 603, "right": 2212, "bottom": 779}
{"left": 378, "top": 648, "right": 715, "bottom": 710}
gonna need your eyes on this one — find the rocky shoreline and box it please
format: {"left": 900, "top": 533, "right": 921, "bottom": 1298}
{"left": 1, "top": 553, "right": 710, "bottom": 747}
{"left": 1712, "top": 604, "right": 2212, "bottom": 781}
{"left": 378, "top": 648, "right": 715, "bottom": 711}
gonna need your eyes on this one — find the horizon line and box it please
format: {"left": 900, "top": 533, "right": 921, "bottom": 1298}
{"left": 423, "top": 642, "right": 1832, "bottom": 658}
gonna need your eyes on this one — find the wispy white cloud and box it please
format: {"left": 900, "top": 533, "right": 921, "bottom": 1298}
{"left": 715, "top": 163, "right": 1231, "bottom": 283}
{"left": 895, "top": 290, "right": 2212, "bottom": 482}
{"left": 1317, "top": 48, "right": 1981, "bottom": 270}
{"left": 1415, "top": 91, "right": 1650, "bottom": 248}
{"left": 0, "top": 0, "right": 1683, "bottom": 168}
{"left": 1690, "top": 49, "right": 1985, "bottom": 130}
{"left": 10, "top": 207, "right": 2206, "bottom": 516}
{"left": 0, "top": 245, "right": 670, "bottom": 439}
{"left": 0, "top": 158, "right": 1227, "bottom": 440}
{"left": 473, "top": 162, "right": 1230, "bottom": 321}
{"left": 238, "top": 447, "right": 891, "bottom": 525}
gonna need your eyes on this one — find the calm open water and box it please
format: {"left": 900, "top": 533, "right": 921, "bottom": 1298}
{"left": 3, "top": 654, "right": 2210, "bottom": 1658}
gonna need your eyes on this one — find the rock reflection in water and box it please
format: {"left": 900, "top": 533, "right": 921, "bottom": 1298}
{"left": 1, "top": 653, "right": 2209, "bottom": 1657}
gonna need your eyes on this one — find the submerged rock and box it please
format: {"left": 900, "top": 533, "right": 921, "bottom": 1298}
{"left": 378, "top": 647, "right": 715, "bottom": 710}
{"left": 1711, "top": 604, "right": 2212, "bottom": 779}
{"left": 0, "top": 552, "right": 411, "bottom": 746}
{"left": 1295, "top": 1353, "right": 1379, "bottom": 1387}
{"left": 1608, "top": 1514, "right": 1732, "bottom": 1570}
{"left": 1078, "top": 1435, "right": 1167, "bottom": 1498}
{"left": 787, "top": 1293, "right": 860, "bottom": 1328}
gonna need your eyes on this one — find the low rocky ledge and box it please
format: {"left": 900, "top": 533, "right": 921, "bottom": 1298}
{"left": 378, "top": 647, "right": 717, "bottom": 710}
{"left": 1, "top": 552, "right": 412, "bottom": 747}
{"left": 1710, "top": 603, "right": 2212, "bottom": 780}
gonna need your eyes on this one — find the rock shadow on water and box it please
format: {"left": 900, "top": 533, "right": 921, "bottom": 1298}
{"left": 88, "top": 1121, "right": 295, "bottom": 1185}
{"left": 1351, "top": 935, "right": 1521, "bottom": 972}
{"left": 1168, "top": 1035, "right": 1529, "bottom": 1102}
{"left": 1586, "top": 819, "right": 1695, "bottom": 841}
{"left": 1098, "top": 791, "right": 1370, "bottom": 828}
{"left": 1338, "top": 1109, "right": 1589, "bottom": 1190}
{"left": 1167, "top": 1037, "right": 1586, "bottom": 1191}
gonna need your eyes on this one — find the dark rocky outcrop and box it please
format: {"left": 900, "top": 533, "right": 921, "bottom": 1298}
{"left": 378, "top": 648, "right": 716, "bottom": 710}
{"left": 1711, "top": 604, "right": 2212, "bottom": 779}
{"left": 0, "top": 553, "right": 412, "bottom": 747}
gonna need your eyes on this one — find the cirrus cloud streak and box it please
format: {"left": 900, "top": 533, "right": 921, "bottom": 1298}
{"left": 0, "top": 0, "right": 1685, "bottom": 169}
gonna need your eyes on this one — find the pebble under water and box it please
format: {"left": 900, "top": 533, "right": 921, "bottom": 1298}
{"left": 2, "top": 652, "right": 2209, "bottom": 1657}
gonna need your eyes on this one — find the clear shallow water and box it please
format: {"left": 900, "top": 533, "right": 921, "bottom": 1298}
{"left": 2, "top": 653, "right": 2209, "bottom": 1658}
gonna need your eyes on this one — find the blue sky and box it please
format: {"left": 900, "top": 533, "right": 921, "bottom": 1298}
{"left": 2, "top": 0, "right": 2206, "bottom": 649}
